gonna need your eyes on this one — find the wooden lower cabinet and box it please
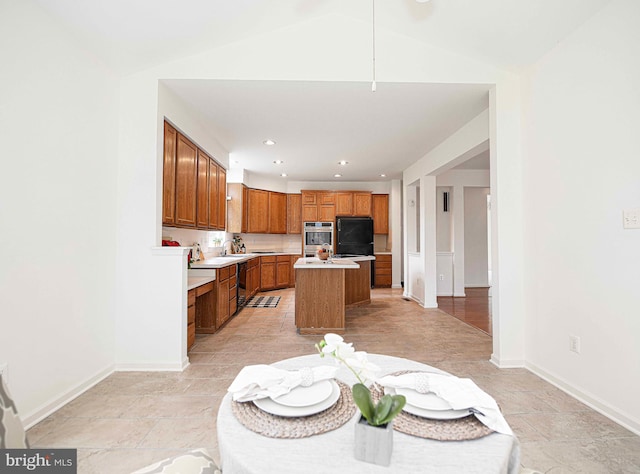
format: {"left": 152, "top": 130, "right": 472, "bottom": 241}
{"left": 187, "top": 289, "right": 196, "bottom": 350}
{"left": 260, "top": 255, "right": 291, "bottom": 291}
{"left": 194, "top": 281, "right": 215, "bottom": 336}
{"left": 246, "top": 257, "right": 260, "bottom": 300}
{"left": 374, "top": 254, "right": 392, "bottom": 287}
{"left": 260, "top": 256, "right": 276, "bottom": 290}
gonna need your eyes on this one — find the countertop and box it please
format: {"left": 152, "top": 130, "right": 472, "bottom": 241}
{"left": 190, "top": 252, "right": 298, "bottom": 269}
{"left": 294, "top": 257, "right": 360, "bottom": 269}
{"left": 187, "top": 275, "right": 216, "bottom": 291}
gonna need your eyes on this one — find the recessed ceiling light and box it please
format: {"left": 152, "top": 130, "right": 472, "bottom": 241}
{"left": 380, "top": 173, "right": 386, "bottom": 177}
{"left": 273, "top": 160, "right": 284, "bottom": 164}
{"left": 263, "top": 139, "right": 276, "bottom": 146}
{"left": 338, "top": 160, "right": 349, "bottom": 166}
{"left": 334, "top": 174, "right": 342, "bottom": 178}
{"left": 280, "top": 173, "right": 287, "bottom": 177}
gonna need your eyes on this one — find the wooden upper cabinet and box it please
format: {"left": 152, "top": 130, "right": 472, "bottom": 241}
{"left": 217, "top": 167, "right": 227, "bottom": 230}
{"left": 247, "top": 188, "right": 269, "bottom": 233}
{"left": 301, "top": 191, "right": 318, "bottom": 222}
{"left": 318, "top": 192, "right": 335, "bottom": 222}
{"left": 196, "top": 151, "right": 210, "bottom": 228}
{"left": 207, "top": 159, "right": 218, "bottom": 229}
{"left": 353, "top": 192, "right": 372, "bottom": 216}
{"left": 269, "top": 192, "right": 287, "bottom": 234}
{"left": 287, "top": 194, "right": 302, "bottom": 234}
{"left": 335, "top": 192, "right": 353, "bottom": 216}
{"left": 372, "top": 194, "right": 389, "bottom": 234}
{"left": 162, "top": 122, "right": 177, "bottom": 225}
{"left": 175, "top": 133, "right": 198, "bottom": 227}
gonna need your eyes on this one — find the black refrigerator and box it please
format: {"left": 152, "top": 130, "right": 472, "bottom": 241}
{"left": 335, "top": 216, "right": 375, "bottom": 286}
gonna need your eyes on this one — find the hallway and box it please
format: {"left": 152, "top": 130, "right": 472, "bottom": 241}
{"left": 437, "top": 287, "right": 492, "bottom": 335}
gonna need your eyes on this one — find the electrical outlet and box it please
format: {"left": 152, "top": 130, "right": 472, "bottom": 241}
{"left": 623, "top": 209, "right": 640, "bottom": 229}
{"left": 439, "top": 274, "right": 445, "bottom": 281}
{"left": 569, "top": 335, "right": 581, "bottom": 354}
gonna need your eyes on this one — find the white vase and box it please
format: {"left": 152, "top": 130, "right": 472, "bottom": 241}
{"left": 354, "top": 415, "right": 394, "bottom": 466}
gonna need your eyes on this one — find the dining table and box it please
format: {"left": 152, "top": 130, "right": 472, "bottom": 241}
{"left": 217, "top": 354, "right": 520, "bottom": 474}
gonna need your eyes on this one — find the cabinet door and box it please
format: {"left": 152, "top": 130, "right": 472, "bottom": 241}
{"left": 319, "top": 205, "right": 335, "bottom": 222}
{"left": 372, "top": 194, "right": 389, "bottom": 234}
{"left": 287, "top": 194, "right": 302, "bottom": 234}
{"left": 196, "top": 151, "right": 209, "bottom": 228}
{"left": 289, "top": 255, "right": 301, "bottom": 287}
{"left": 269, "top": 192, "right": 287, "bottom": 234}
{"left": 354, "top": 192, "right": 372, "bottom": 216}
{"left": 247, "top": 189, "right": 269, "bottom": 233}
{"left": 217, "top": 278, "right": 230, "bottom": 327}
{"left": 162, "top": 122, "right": 177, "bottom": 225}
{"left": 175, "top": 134, "right": 198, "bottom": 227}
{"left": 276, "top": 256, "right": 290, "bottom": 288}
{"left": 208, "top": 160, "right": 219, "bottom": 229}
{"left": 242, "top": 184, "right": 248, "bottom": 233}
{"left": 260, "top": 257, "right": 276, "bottom": 290}
{"left": 302, "top": 205, "right": 318, "bottom": 222}
{"left": 335, "top": 192, "right": 353, "bottom": 216}
{"left": 217, "top": 167, "right": 227, "bottom": 230}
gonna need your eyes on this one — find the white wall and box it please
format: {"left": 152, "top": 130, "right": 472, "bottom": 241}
{"left": 521, "top": 0, "right": 640, "bottom": 432}
{"left": 464, "top": 188, "right": 490, "bottom": 287}
{"left": 0, "top": 0, "right": 118, "bottom": 423}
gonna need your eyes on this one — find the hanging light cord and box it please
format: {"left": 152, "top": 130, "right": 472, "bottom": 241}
{"left": 372, "top": 0, "right": 376, "bottom": 92}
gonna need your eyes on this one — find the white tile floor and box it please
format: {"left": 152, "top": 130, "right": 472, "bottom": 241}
{"left": 28, "top": 288, "right": 640, "bottom": 473}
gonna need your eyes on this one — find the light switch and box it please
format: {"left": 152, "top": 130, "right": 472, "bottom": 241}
{"left": 623, "top": 209, "right": 640, "bottom": 229}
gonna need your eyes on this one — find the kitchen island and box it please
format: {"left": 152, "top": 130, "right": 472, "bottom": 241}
{"left": 293, "top": 256, "right": 375, "bottom": 334}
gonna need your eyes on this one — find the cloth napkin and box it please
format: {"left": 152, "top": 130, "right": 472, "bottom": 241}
{"left": 377, "top": 372, "right": 513, "bottom": 435}
{"left": 228, "top": 365, "right": 338, "bottom": 402}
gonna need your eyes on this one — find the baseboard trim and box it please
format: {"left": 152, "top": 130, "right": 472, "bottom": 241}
{"left": 526, "top": 361, "right": 640, "bottom": 436}
{"left": 115, "top": 360, "right": 187, "bottom": 371}
{"left": 23, "top": 365, "right": 115, "bottom": 429}
{"left": 490, "top": 354, "right": 525, "bottom": 368}
{"left": 391, "top": 284, "right": 403, "bottom": 289}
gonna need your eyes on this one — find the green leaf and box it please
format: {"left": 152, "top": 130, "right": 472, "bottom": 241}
{"left": 352, "top": 383, "right": 375, "bottom": 423}
{"left": 378, "top": 395, "right": 406, "bottom": 425}
{"left": 373, "top": 395, "right": 393, "bottom": 425}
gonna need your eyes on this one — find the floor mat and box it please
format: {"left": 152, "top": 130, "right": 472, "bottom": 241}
{"left": 244, "top": 296, "right": 281, "bottom": 308}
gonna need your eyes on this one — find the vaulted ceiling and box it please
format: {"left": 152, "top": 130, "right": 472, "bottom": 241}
{"left": 33, "top": 0, "right": 611, "bottom": 181}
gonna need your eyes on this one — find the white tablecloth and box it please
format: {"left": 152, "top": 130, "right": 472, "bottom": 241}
{"left": 217, "top": 354, "right": 520, "bottom": 474}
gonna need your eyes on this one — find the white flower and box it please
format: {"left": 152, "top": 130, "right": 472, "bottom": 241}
{"left": 317, "top": 334, "right": 377, "bottom": 384}
{"left": 345, "top": 351, "right": 380, "bottom": 384}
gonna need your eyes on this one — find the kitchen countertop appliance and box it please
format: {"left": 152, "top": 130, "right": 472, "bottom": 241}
{"left": 303, "top": 222, "right": 334, "bottom": 257}
{"left": 335, "top": 216, "right": 375, "bottom": 286}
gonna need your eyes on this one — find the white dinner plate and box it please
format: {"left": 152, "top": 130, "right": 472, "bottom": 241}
{"left": 384, "top": 387, "right": 471, "bottom": 420}
{"left": 254, "top": 380, "right": 340, "bottom": 417}
{"left": 270, "top": 380, "right": 333, "bottom": 408}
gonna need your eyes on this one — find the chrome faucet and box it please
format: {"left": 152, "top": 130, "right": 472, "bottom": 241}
{"left": 221, "top": 239, "right": 234, "bottom": 256}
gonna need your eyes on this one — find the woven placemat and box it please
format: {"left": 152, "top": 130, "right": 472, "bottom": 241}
{"left": 370, "top": 371, "right": 494, "bottom": 441}
{"left": 231, "top": 380, "right": 357, "bottom": 439}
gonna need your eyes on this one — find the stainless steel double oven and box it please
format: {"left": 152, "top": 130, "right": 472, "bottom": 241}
{"left": 303, "top": 222, "right": 334, "bottom": 257}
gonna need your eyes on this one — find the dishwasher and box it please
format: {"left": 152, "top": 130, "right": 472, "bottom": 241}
{"left": 237, "top": 261, "right": 248, "bottom": 308}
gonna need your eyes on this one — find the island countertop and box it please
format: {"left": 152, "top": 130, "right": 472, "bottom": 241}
{"left": 294, "top": 255, "right": 374, "bottom": 269}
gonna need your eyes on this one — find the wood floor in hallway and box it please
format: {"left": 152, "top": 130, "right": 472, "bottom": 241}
{"left": 437, "top": 287, "right": 492, "bottom": 336}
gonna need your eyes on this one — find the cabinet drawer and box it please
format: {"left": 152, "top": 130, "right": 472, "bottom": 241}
{"left": 188, "top": 304, "right": 196, "bottom": 324}
{"left": 195, "top": 281, "right": 214, "bottom": 297}
{"left": 219, "top": 265, "right": 231, "bottom": 280}
{"left": 375, "top": 275, "right": 392, "bottom": 287}
{"left": 229, "top": 274, "right": 237, "bottom": 288}
{"left": 376, "top": 261, "right": 392, "bottom": 270}
{"left": 261, "top": 256, "right": 276, "bottom": 264}
{"left": 276, "top": 255, "right": 290, "bottom": 263}
{"left": 188, "top": 289, "right": 196, "bottom": 306}
{"left": 248, "top": 257, "right": 259, "bottom": 268}
{"left": 228, "top": 264, "right": 237, "bottom": 277}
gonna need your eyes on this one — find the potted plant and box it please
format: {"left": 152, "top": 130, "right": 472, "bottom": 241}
{"left": 316, "top": 334, "right": 406, "bottom": 466}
